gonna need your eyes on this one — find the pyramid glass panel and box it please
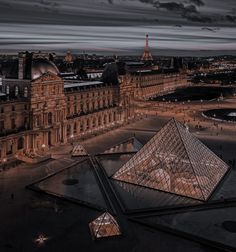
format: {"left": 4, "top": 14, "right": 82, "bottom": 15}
{"left": 71, "top": 144, "right": 87, "bottom": 157}
{"left": 113, "top": 119, "right": 229, "bottom": 201}
{"left": 89, "top": 212, "right": 121, "bottom": 239}
{"left": 104, "top": 137, "right": 143, "bottom": 154}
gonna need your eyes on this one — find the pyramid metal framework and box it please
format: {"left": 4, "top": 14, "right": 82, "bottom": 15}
{"left": 104, "top": 137, "right": 143, "bottom": 154}
{"left": 89, "top": 212, "right": 121, "bottom": 239}
{"left": 113, "top": 119, "right": 229, "bottom": 201}
{"left": 71, "top": 144, "right": 87, "bottom": 157}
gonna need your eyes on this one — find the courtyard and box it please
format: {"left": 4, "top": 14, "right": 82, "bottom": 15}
{"left": 1, "top": 94, "right": 236, "bottom": 252}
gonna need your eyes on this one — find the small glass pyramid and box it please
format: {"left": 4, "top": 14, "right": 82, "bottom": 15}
{"left": 89, "top": 212, "right": 121, "bottom": 239}
{"left": 113, "top": 119, "right": 229, "bottom": 201}
{"left": 71, "top": 144, "right": 87, "bottom": 157}
{"left": 104, "top": 137, "right": 143, "bottom": 154}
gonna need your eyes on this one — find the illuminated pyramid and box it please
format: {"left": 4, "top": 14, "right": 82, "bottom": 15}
{"left": 113, "top": 119, "right": 229, "bottom": 201}
{"left": 89, "top": 212, "right": 121, "bottom": 239}
{"left": 71, "top": 144, "right": 87, "bottom": 157}
{"left": 104, "top": 137, "right": 143, "bottom": 154}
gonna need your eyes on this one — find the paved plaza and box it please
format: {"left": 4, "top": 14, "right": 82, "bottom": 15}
{"left": 1, "top": 96, "right": 236, "bottom": 252}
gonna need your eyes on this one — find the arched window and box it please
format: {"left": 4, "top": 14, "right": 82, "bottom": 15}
{"left": 48, "top": 112, "right": 53, "bottom": 125}
{"left": 98, "top": 116, "right": 102, "bottom": 126}
{"left": 103, "top": 115, "right": 107, "bottom": 125}
{"left": 92, "top": 118, "right": 96, "bottom": 128}
{"left": 73, "top": 123, "right": 77, "bottom": 133}
{"left": 24, "top": 87, "right": 28, "bottom": 98}
{"left": 67, "top": 124, "right": 71, "bottom": 137}
{"left": 17, "top": 137, "right": 24, "bottom": 150}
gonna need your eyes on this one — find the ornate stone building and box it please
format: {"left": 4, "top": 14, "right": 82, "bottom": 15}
{"left": 120, "top": 69, "right": 188, "bottom": 101}
{"left": 0, "top": 53, "right": 133, "bottom": 164}
{"left": 0, "top": 52, "right": 188, "bottom": 164}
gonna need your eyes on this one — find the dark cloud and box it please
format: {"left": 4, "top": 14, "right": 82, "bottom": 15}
{"left": 188, "top": 0, "right": 205, "bottom": 7}
{"left": 182, "top": 12, "right": 213, "bottom": 23}
{"left": 201, "top": 27, "right": 220, "bottom": 32}
{"left": 155, "top": 1, "right": 199, "bottom": 15}
{"left": 0, "top": 0, "right": 236, "bottom": 54}
{"left": 225, "top": 15, "right": 236, "bottom": 23}
{"left": 154, "top": 1, "right": 211, "bottom": 23}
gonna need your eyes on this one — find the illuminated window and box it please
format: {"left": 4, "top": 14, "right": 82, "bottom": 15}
{"left": 24, "top": 87, "right": 28, "bottom": 97}
{"left": 15, "top": 86, "right": 19, "bottom": 97}
{"left": 6, "top": 86, "right": 9, "bottom": 95}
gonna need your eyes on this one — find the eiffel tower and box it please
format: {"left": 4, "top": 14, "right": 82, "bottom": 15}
{"left": 141, "top": 34, "right": 153, "bottom": 61}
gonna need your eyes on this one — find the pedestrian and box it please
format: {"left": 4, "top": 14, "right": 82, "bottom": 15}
{"left": 11, "top": 193, "right": 14, "bottom": 199}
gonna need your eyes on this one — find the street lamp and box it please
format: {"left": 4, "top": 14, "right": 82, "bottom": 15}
{"left": 41, "top": 144, "right": 46, "bottom": 152}
{"left": 2, "top": 157, "right": 7, "bottom": 169}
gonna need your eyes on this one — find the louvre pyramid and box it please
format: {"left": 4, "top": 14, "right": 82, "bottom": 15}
{"left": 71, "top": 144, "right": 87, "bottom": 157}
{"left": 113, "top": 119, "right": 229, "bottom": 201}
{"left": 89, "top": 212, "right": 121, "bottom": 239}
{"left": 104, "top": 137, "right": 143, "bottom": 154}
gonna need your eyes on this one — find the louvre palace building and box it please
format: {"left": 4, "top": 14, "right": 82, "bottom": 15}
{"left": 0, "top": 51, "right": 188, "bottom": 165}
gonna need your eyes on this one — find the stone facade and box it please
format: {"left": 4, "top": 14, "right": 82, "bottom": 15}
{"left": 122, "top": 70, "right": 188, "bottom": 101}
{"left": 0, "top": 67, "right": 188, "bottom": 163}
{"left": 0, "top": 72, "right": 132, "bottom": 162}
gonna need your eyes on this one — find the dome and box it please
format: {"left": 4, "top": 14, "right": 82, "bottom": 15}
{"left": 31, "top": 58, "right": 59, "bottom": 80}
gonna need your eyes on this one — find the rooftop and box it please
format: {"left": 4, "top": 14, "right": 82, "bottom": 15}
{"left": 64, "top": 81, "right": 103, "bottom": 89}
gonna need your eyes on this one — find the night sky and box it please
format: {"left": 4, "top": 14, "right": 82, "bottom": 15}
{"left": 0, "top": 0, "right": 236, "bottom": 55}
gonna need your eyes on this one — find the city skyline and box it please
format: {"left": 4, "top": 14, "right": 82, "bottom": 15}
{"left": 0, "top": 0, "right": 236, "bottom": 55}
{"left": 1, "top": 2, "right": 236, "bottom": 252}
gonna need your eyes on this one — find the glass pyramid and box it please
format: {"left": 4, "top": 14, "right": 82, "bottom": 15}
{"left": 71, "top": 144, "right": 87, "bottom": 157}
{"left": 89, "top": 212, "right": 121, "bottom": 239}
{"left": 104, "top": 137, "right": 143, "bottom": 154}
{"left": 113, "top": 119, "right": 229, "bottom": 201}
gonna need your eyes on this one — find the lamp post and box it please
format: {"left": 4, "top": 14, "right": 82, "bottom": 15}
{"left": 2, "top": 157, "right": 7, "bottom": 170}
{"left": 217, "top": 98, "right": 220, "bottom": 108}
{"left": 162, "top": 98, "right": 165, "bottom": 111}
{"left": 41, "top": 144, "right": 46, "bottom": 152}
